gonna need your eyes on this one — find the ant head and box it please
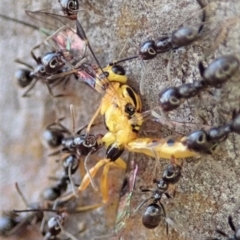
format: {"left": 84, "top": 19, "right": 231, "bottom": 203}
{"left": 139, "top": 40, "right": 157, "bottom": 60}
{"left": 60, "top": 0, "right": 79, "bottom": 19}
{"left": 41, "top": 52, "right": 65, "bottom": 74}
{"left": 159, "top": 87, "right": 182, "bottom": 112}
{"left": 181, "top": 130, "right": 215, "bottom": 154}
{"left": 162, "top": 164, "right": 181, "bottom": 184}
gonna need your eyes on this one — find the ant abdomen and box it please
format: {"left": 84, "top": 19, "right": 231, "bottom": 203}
{"left": 201, "top": 55, "right": 239, "bottom": 86}
{"left": 172, "top": 27, "right": 199, "bottom": 48}
{"left": 43, "top": 129, "right": 65, "bottom": 148}
{"left": 0, "top": 215, "right": 19, "bottom": 236}
{"left": 15, "top": 69, "right": 33, "bottom": 88}
{"left": 142, "top": 203, "right": 163, "bottom": 229}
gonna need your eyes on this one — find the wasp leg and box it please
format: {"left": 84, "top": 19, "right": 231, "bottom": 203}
{"left": 126, "top": 137, "right": 197, "bottom": 160}
{"left": 101, "top": 162, "right": 111, "bottom": 203}
{"left": 73, "top": 203, "right": 103, "bottom": 213}
{"left": 101, "top": 158, "right": 127, "bottom": 203}
{"left": 78, "top": 159, "right": 109, "bottom": 192}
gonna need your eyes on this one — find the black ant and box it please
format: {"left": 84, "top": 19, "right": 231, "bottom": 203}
{"left": 43, "top": 116, "right": 103, "bottom": 158}
{"left": 158, "top": 55, "right": 239, "bottom": 112}
{"left": 43, "top": 107, "right": 104, "bottom": 191}
{"left": 12, "top": 206, "right": 76, "bottom": 240}
{"left": 15, "top": 44, "right": 77, "bottom": 98}
{"left": 111, "top": 0, "right": 206, "bottom": 94}
{"left": 208, "top": 215, "right": 240, "bottom": 240}
{"left": 182, "top": 110, "right": 240, "bottom": 154}
{"left": 138, "top": 0, "right": 206, "bottom": 60}
{"left": 25, "top": 0, "right": 80, "bottom": 30}
{"left": 0, "top": 183, "right": 45, "bottom": 237}
{"left": 136, "top": 163, "right": 182, "bottom": 230}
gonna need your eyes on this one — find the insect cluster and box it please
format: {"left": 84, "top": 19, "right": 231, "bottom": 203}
{"left": 0, "top": 0, "right": 240, "bottom": 240}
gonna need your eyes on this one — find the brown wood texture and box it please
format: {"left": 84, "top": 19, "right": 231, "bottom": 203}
{"left": 0, "top": 0, "right": 240, "bottom": 239}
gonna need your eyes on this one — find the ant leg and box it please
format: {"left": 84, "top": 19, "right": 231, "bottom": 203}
{"left": 228, "top": 215, "right": 236, "bottom": 232}
{"left": 57, "top": 218, "right": 78, "bottom": 240}
{"left": 22, "top": 79, "right": 38, "bottom": 97}
{"left": 15, "top": 59, "right": 33, "bottom": 69}
{"left": 139, "top": 58, "right": 147, "bottom": 95}
{"left": 46, "top": 83, "right": 68, "bottom": 98}
{"left": 166, "top": 51, "right": 173, "bottom": 82}
{"left": 15, "top": 182, "right": 28, "bottom": 206}
{"left": 31, "top": 44, "right": 42, "bottom": 64}
{"left": 215, "top": 229, "right": 229, "bottom": 237}
{"left": 159, "top": 201, "right": 168, "bottom": 235}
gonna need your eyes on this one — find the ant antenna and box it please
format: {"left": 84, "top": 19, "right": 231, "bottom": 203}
{"left": 68, "top": 162, "right": 78, "bottom": 198}
{"left": 15, "top": 182, "right": 29, "bottom": 207}
{"left": 84, "top": 151, "right": 98, "bottom": 191}
{"left": 70, "top": 104, "right": 76, "bottom": 134}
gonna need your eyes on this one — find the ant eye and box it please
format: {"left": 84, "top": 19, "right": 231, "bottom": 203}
{"left": 170, "top": 96, "right": 180, "bottom": 105}
{"left": 40, "top": 67, "right": 45, "bottom": 73}
{"left": 197, "top": 133, "right": 206, "bottom": 144}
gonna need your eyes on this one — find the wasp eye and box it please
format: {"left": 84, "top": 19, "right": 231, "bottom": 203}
{"left": 125, "top": 103, "right": 135, "bottom": 115}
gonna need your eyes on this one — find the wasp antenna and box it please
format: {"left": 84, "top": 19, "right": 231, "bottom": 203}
{"left": 76, "top": 19, "right": 105, "bottom": 75}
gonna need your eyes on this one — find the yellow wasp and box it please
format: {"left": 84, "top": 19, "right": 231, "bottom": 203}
{"left": 46, "top": 19, "right": 199, "bottom": 203}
